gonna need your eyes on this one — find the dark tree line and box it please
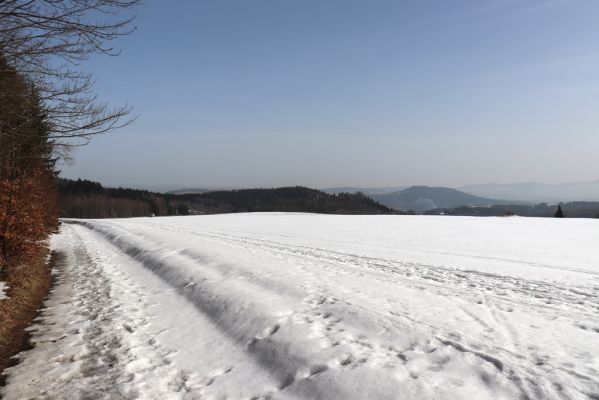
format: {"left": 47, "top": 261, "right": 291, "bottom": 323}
{"left": 58, "top": 179, "right": 189, "bottom": 218}
{"left": 177, "top": 187, "right": 397, "bottom": 214}
{"left": 425, "top": 202, "right": 599, "bottom": 218}
{"left": 58, "top": 179, "right": 398, "bottom": 218}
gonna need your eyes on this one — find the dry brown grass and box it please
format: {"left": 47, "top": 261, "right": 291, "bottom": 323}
{"left": 0, "top": 249, "right": 55, "bottom": 385}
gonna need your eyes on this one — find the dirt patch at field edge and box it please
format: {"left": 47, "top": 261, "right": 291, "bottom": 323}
{"left": 0, "top": 250, "right": 57, "bottom": 386}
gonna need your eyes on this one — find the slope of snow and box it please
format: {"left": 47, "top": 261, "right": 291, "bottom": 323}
{"left": 2, "top": 214, "right": 598, "bottom": 399}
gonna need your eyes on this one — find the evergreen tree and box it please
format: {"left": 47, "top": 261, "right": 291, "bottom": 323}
{"left": 554, "top": 205, "right": 565, "bottom": 218}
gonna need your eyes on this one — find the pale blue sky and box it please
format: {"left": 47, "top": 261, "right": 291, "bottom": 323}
{"left": 61, "top": 0, "right": 599, "bottom": 189}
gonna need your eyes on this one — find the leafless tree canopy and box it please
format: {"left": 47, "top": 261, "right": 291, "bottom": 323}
{"left": 0, "top": 0, "right": 141, "bottom": 150}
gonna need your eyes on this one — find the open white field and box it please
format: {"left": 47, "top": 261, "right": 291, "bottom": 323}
{"left": 2, "top": 214, "right": 598, "bottom": 399}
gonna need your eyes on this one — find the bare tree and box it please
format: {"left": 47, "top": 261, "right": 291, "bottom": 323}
{"left": 0, "top": 0, "right": 141, "bottom": 152}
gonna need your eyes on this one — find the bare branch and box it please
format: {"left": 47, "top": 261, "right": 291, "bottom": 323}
{"left": 0, "top": 0, "right": 140, "bottom": 155}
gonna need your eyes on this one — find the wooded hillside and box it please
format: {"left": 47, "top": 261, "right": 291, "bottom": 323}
{"left": 58, "top": 179, "right": 398, "bottom": 218}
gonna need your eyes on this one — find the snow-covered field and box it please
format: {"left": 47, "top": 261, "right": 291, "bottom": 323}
{"left": 2, "top": 213, "right": 598, "bottom": 399}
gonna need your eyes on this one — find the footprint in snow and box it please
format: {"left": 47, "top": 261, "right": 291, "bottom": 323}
{"left": 201, "top": 366, "right": 233, "bottom": 386}
{"left": 247, "top": 324, "right": 281, "bottom": 348}
{"left": 255, "top": 324, "right": 280, "bottom": 340}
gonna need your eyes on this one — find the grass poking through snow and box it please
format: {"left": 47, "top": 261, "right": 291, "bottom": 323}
{"left": 0, "top": 250, "right": 55, "bottom": 385}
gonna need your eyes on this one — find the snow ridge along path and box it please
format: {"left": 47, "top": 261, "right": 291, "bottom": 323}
{"left": 2, "top": 214, "right": 598, "bottom": 399}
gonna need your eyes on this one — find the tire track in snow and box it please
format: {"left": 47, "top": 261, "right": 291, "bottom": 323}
{"left": 152, "top": 223, "right": 599, "bottom": 320}
{"left": 70, "top": 243, "right": 135, "bottom": 400}
{"left": 152, "top": 223, "right": 599, "bottom": 278}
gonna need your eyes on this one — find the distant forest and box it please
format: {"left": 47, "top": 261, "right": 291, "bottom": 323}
{"left": 58, "top": 179, "right": 397, "bottom": 218}
{"left": 425, "top": 202, "right": 599, "bottom": 218}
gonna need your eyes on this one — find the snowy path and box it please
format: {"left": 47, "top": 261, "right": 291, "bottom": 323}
{"left": 2, "top": 214, "right": 598, "bottom": 399}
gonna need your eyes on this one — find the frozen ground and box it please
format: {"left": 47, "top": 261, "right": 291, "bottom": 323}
{"left": 2, "top": 213, "right": 598, "bottom": 399}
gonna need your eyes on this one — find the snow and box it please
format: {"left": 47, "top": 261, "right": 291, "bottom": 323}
{"left": 2, "top": 213, "right": 599, "bottom": 399}
{"left": 0, "top": 280, "right": 6, "bottom": 300}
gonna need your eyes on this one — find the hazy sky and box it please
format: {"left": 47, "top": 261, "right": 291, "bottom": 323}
{"left": 61, "top": 0, "right": 599, "bottom": 190}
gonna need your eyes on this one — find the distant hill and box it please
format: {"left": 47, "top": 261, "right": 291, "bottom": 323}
{"left": 460, "top": 180, "right": 599, "bottom": 203}
{"left": 370, "top": 186, "right": 519, "bottom": 212}
{"left": 322, "top": 186, "right": 406, "bottom": 195}
{"left": 58, "top": 179, "right": 397, "bottom": 218}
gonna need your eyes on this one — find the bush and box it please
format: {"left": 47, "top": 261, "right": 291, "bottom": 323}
{"left": 0, "top": 171, "right": 57, "bottom": 266}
